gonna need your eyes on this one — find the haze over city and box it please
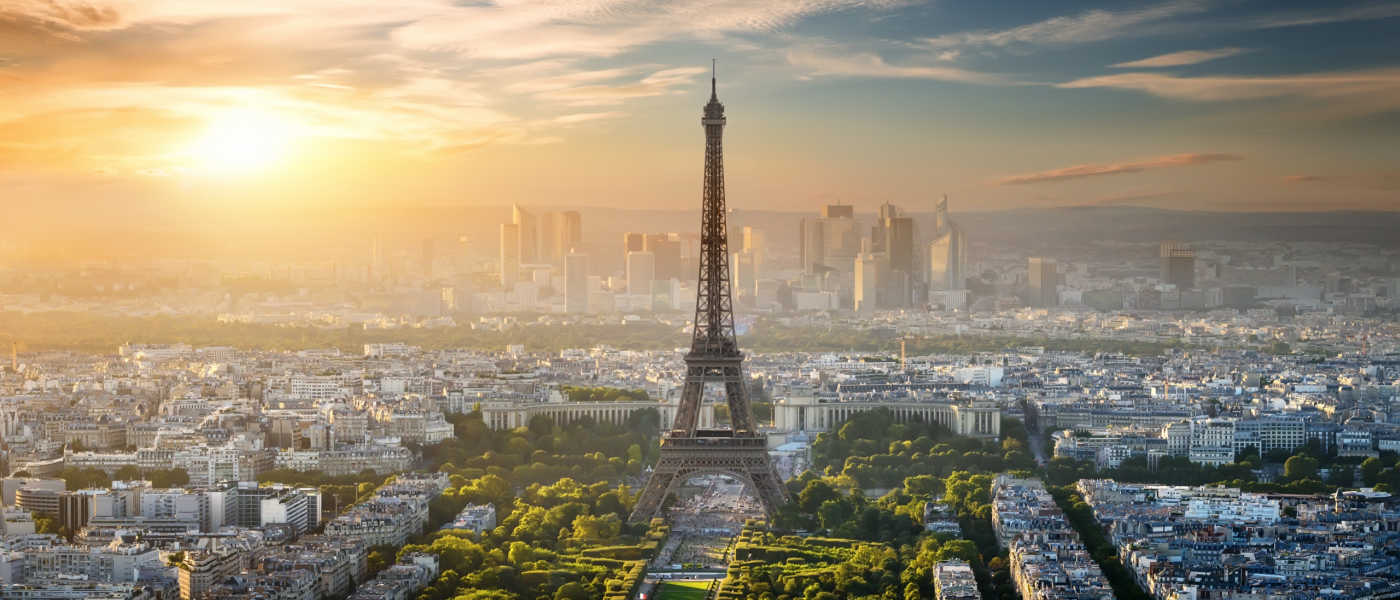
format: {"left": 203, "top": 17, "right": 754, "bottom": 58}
{"left": 2, "top": 3, "right": 1400, "bottom": 600}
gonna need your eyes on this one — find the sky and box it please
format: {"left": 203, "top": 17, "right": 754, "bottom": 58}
{"left": 2, "top": 0, "right": 1399, "bottom": 221}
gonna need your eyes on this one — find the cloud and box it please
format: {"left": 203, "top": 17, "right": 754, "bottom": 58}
{"left": 786, "top": 49, "right": 1006, "bottom": 84}
{"left": 1, "top": 0, "right": 123, "bottom": 33}
{"left": 533, "top": 66, "right": 709, "bottom": 106}
{"left": 921, "top": 0, "right": 1400, "bottom": 54}
{"left": 1283, "top": 174, "right": 1338, "bottom": 183}
{"left": 391, "top": 0, "right": 921, "bottom": 60}
{"left": 552, "top": 111, "right": 626, "bottom": 125}
{"left": 0, "top": 0, "right": 922, "bottom": 175}
{"left": 1284, "top": 173, "right": 1400, "bottom": 191}
{"left": 922, "top": 0, "right": 1206, "bottom": 50}
{"left": 1246, "top": 2, "right": 1400, "bottom": 29}
{"left": 1110, "top": 47, "right": 1247, "bottom": 68}
{"left": 997, "top": 153, "right": 1242, "bottom": 185}
{"left": 1055, "top": 69, "right": 1400, "bottom": 115}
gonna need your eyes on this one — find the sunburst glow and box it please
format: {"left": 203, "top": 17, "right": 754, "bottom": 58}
{"left": 187, "top": 109, "right": 299, "bottom": 174}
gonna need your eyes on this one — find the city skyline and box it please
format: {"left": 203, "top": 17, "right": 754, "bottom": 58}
{"left": 3, "top": 0, "right": 1398, "bottom": 231}
{"left": 3, "top": 3, "right": 1400, "bottom": 595}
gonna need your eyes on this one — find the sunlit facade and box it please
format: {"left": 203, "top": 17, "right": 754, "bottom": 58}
{"left": 928, "top": 196, "right": 967, "bottom": 292}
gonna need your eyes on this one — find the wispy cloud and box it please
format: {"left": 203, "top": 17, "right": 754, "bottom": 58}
{"left": 997, "top": 153, "right": 1242, "bottom": 185}
{"left": 552, "top": 111, "right": 626, "bottom": 125}
{"left": 1110, "top": 47, "right": 1247, "bottom": 68}
{"left": 921, "top": 0, "right": 1400, "bottom": 54}
{"left": 786, "top": 49, "right": 1006, "bottom": 84}
{"left": 922, "top": 0, "right": 1206, "bottom": 50}
{"left": 1246, "top": 2, "right": 1400, "bottom": 29}
{"left": 534, "top": 67, "right": 709, "bottom": 106}
{"left": 1056, "top": 69, "right": 1400, "bottom": 115}
{"left": 1284, "top": 173, "right": 1400, "bottom": 191}
{"left": 391, "top": 0, "right": 922, "bottom": 60}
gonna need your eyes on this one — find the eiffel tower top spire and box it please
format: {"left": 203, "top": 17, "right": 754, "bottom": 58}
{"left": 693, "top": 57, "right": 734, "bottom": 358}
{"left": 710, "top": 58, "right": 717, "bottom": 99}
{"left": 703, "top": 59, "right": 724, "bottom": 122}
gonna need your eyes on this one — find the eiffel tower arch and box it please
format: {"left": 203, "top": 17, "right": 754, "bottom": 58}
{"left": 629, "top": 65, "right": 789, "bottom": 524}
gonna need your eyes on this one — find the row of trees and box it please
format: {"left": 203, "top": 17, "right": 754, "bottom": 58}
{"left": 11, "top": 466, "right": 193, "bottom": 491}
{"left": 559, "top": 386, "right": 650, "bottom": 404}
{"left": 808, "top": 409, "right": 1035, "bottom": 489}
{"left": 1045, "top": 444, "right": 1363, "bottom": 496}
{"left": 1048, "top": 486, "right": 1151, "bottom": 600}
{"left": 393, "top": 409, "right": 665, "bottom": 600}
{"left": 746, "top": 467, "right": 1019, "bottom": 600}
{"left": 722, "top": 523, "right": 979, "bottom": 600}
{"left": 758, "top": 409, "right": 1039, "bottom": 600}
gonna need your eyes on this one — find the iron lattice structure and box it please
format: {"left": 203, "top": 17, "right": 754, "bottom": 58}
{"left": 629, "top": 68, "right": 789, "bottom": 523}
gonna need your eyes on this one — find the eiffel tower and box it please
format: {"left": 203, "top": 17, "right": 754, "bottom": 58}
{"left": 629, "top": 64, "right": 789, "bottom": 524}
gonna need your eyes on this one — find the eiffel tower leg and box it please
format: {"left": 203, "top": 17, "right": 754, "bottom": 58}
{"left": 671, "top": 374, "right": 706, "bottom": 435}
{"left": 746, "top": 460, "right": 789, "bottom": 518}
{"left": 629, "top": 464, "right": 678, "bottom": 524}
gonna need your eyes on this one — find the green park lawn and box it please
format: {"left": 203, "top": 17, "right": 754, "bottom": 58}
{"left": 654, "top": 580, "right": 711, "bottom": 600}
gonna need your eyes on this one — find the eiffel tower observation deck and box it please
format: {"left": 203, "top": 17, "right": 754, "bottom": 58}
{"left": 628, "top": 64, "right": 789, "bottom": 523}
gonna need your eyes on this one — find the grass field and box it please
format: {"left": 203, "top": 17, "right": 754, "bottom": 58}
{"left": 654, "top": 580, "right": 710, "bottom": 600}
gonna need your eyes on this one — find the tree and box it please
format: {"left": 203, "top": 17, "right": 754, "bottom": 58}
{"left": 903, "top": 581, "right": 921, "bottom": 600}
{"left": 571, "top": 513, "right": 620, "bottom": 542}
{"left": 1361, "top": 457, "right": 1384, "bottom": 486}
{"left": 527, "top": 414, "right": 555, "bottom": 438}
{"left": 148, "top": 468, "right": 190, "bottom": 488}
{"left": 554, "top": 582, "right": 589, "bottom": 600}
{"left": 1283, "top": 455, "right": 1319, "bottom": 481}
{"left": 366, "top": 545, "right": 395, "bottom": 577}
{"left": 32, "top": 513, "right": 60, "bottom": 535}
{"left": 798, "top": 480, "right": 840, "bottom": 514}
{"left": 1327, "top": 465, "right": 1355, "bottom": 487}
{"left": 817, "top": 498, "right": 855, "bottom": 531}
{"left": 932, "top": 539, "right": 978, "bottom": 563}
{"left": 507, "top": 541, "right": 546, "bottom": 565}
{"left": 902, "top": 475, "right": 943, "bottom": 498}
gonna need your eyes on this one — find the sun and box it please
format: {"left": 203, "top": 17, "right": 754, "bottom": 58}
{"left": 187, "top": 108, "right": 299, "bottom": 174}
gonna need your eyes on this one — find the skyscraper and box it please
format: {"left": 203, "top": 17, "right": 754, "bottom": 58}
{"left": 499, "top": 224, "right": 520, "bottom": 288}
{"left": 1160, "top": 241, "right": 1196, "bottom": 290}
{"left": 564, "top": 252, "right": 589, "bottom": 314}
{"left": 537, "top": 210, "right": 557, "bottom": 265}
{"left": 644, "top": 234, "right": 682, "bottom": 281}
{"left": 929, "top": 196, "right": 967, "bottom": 292}
{"left": 559, "top": 211, "right": 582, "bottom": 254}
{"left": 732, "top": 250, "right": 757, "bottom": 300}
{"left": 539, "top": 210, "right": 582, "bottom": 267}
{"left": 854, "top": 251, "right": 881, "bottom": 312}
{"left": 626, "top": 251, "right": 655, "bottom": 296}
{"left": 871, "top": 201, "right": 898, "bottom": 249}
{"left": 799, "top": 208, "right": 859, "bottom": 275}
{"left": 623, "top": 232, "right": 644, "bottom": 253}
{"left": 822, "top": 204, "right": 854, "bottom": 219}
{"left": 883, "top": 214, "right": 915, "bottom": 274}
{"left": 741, "top": 226, "right": 766, "bottom": 272}
{"left": 1028, "top": 257, "right": 1058, "bottom": 308}
{"left": 799, "top": 217, "right": 824, "bottom": 274}
{"left": 512, "top": 204, "right": 538, "bottom": 264}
